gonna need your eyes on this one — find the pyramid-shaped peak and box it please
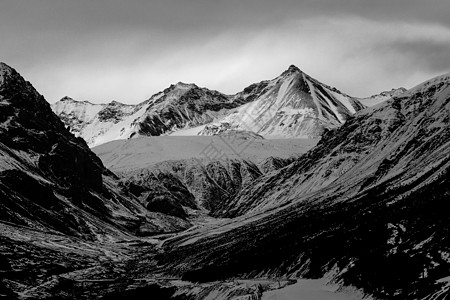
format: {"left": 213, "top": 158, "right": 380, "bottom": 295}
{"left": 281, "top": 64, "right": 303, "bottom": 77}
{"left": 288, "top": 65, "right": 301, "bottom": 72}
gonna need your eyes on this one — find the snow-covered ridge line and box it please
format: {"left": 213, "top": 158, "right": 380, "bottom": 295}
{"left": 52, "top": 65, "right": 368, "bottom": 146}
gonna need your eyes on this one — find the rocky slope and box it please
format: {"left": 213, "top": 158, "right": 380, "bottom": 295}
{"left": 52, "top": 65, "right": 366, "bottom": 146}
{"left": 153, "top": 72, "right": 450, "bottom": 300}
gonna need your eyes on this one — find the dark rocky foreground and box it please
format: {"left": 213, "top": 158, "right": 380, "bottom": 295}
{"left": 1, "top": 62, "right": 450, "bottom": 299}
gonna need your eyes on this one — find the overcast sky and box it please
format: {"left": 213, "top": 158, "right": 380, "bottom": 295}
{"left": 1, "top": 0, "right": 450, "bottom": 104}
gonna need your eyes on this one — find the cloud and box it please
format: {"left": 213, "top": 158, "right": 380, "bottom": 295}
{"left": 1, "top": 1, "right": 449, "bottom": 103}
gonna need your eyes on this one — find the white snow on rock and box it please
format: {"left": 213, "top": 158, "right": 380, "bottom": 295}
{"left": 357, "top": 87, "right": 407, "bottom": 107}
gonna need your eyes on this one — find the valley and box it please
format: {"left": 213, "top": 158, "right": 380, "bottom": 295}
{"left": 1, "top": 62, "right": 449, "bottom": 300}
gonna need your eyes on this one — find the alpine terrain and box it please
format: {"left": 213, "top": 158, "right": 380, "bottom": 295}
{"left": 1, "top": 61, "right": 449, "bottom": 300}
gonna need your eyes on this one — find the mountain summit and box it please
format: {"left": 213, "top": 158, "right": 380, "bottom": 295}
{"left": 199, "top": 65, "right": 366, "bottom": 138}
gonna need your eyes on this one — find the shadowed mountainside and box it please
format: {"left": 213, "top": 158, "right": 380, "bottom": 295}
{"left": 154, "top": 72, "right": 450, "bottom": 300}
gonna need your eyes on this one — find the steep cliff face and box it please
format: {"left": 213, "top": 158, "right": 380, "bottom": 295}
{"left": 155, "top": 72, "right": 450, "bottom": 300}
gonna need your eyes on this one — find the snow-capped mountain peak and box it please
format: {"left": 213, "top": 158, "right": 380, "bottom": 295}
{"left": 281, "top": 64, "right": 303, "bottom": 76}
{"left": 198, "top": 65, "right": 365, "bottom": 138}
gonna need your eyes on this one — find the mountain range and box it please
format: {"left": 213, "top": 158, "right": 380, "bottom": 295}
{"left": 1, "top": 61, "right": 449, "bottom": 299}
{"left": 52, "top": 65, "right": 404, "bottom": 147}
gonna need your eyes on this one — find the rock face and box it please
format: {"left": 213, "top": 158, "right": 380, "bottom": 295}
{"left": 120, "top": 158, "right": 264, "bottom": 215}
{"left": 52, "top": 65, "right": 366, "bottom": 146}
{"left": 155, "top": 72, "right": 450, "bottom": 300}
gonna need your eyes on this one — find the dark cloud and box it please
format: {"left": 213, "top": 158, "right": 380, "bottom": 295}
{"left": 1, "top": 0, "right": 449, "bottom": 103}
{"left": 385, "top": 40, "right": 450, "bottom": 74}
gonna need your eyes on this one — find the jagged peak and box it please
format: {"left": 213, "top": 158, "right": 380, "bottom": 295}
{"left": 60, "top": 96, "right": 75, "bottom": 101}
{"left": 108, "top": 100, "right": 131, "bottom": 106}
{"left": 56, "top": 96, "right": 98, "bottom": 106}
{"left": 288, "top": 64, "right": 301, "bottom": 72}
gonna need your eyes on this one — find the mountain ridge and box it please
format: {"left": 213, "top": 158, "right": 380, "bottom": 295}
{"left": 52, "top": 65, "right": 367, "bottom": 146}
